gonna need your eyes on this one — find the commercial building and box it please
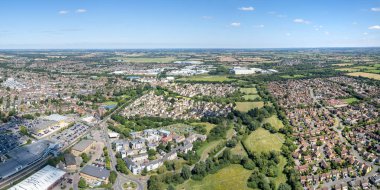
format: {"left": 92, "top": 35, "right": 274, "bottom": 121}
{"left": 231, "top": 67, "right": 263, "bottom": 75}
{"left": 71, "top": 140, "right": 94, "bottom": 156}
{"left": 80, "top": 165, "right": 110, "bottom": 185}
{"left": 9, "top": 165, "right": 66, "bottom": 190}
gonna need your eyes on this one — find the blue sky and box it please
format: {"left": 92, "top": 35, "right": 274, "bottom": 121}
{"left": 0, "top": 0, "right": 379, "bottom": 48}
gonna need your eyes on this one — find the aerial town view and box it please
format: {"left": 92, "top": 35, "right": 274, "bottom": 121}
{"left": 0, "top": 0, "right": 379, "bottom": 190}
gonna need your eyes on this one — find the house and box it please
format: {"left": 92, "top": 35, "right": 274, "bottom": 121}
{"left": 131, "top": 153, "right": 148, "bottom": 162}
{"left": 129, "top": 139, "right": 145, "bottom": 150}
{"left": 369, "top": 175, "right": 380, "bottom": 185}
{"left": 80, "top": 165, "right": 110, "bottom": 185}
{"left": 179, "top": 143, "right": 193, "bottom": 153}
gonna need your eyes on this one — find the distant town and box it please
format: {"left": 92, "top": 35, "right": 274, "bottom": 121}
{"left": 0, "top": 48, "right": 379, "bottom": 190}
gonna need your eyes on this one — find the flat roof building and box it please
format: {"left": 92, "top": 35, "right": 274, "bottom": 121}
{"left": 80, "top": 165, "right": 110, "bottom": 184}
{"left": 71, "top": 140, "right": 94, "bottom": 156}
{"left": 9, "top": 165, "right": 66, "bottom": 190}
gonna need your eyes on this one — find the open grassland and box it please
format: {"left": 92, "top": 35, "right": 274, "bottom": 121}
{"left": 333, "top": 63, "right": 354, "bottom": 67}
{"left": 177, "top": 165, "right": 252, "bottom": 190}
{"left": 243, "top": 128, "right": 284, "bottom": 153}
{"left": 191, "top": 122, "right": 216, "bottom": 135}
{"left": 342, "top": 97, "right": 359, "bottom": 104}
{"left": 231, "top": 142, "right": 248, "bottom": 157}
{"left": 243, "top": 95, "right": 261, "bottom": 101}
{"left": 197, "top": 140, "right": 223, "bottom": 161}
{"left": 280, "top": 74, "right": 305, "bottom": 79}
{"left": 240, "top": 88, "right": 258, "bottom": 94}
{"left": 263, "top": 115, "right": 284, "bottom": 130}
{"left": 346, "top": 72, "right": 380, "bottom": 80}
{"left": 110, "top": 57, "right": 177, "bottom": 63}
{"left": 336, "top": 64, "right": 380, "bottom": 74}
{"left": 177, "top": 75, "right": 233, "bottom": 82}
{"left": 235, "top": 102, "right": 264, "bottom": 112}
{"left": 103, "top": 101, "right": 118, "bottom": 106}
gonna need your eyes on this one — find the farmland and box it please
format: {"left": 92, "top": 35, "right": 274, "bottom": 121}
{"left": 346, "top": 72, "right": 380, "bottom": 80}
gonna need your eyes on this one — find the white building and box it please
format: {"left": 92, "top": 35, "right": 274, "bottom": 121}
{"left": 9, "top": 165, "right": 66, "bottom": 190}
{"left": 231, "top": 67, "right": 263, "bottom": 75}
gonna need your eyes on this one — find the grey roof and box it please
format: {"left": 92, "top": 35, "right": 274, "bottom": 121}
{"left": 80, "top": 165, "right": 110, "bottom": 180}
{"left": 64, "top": 154, "right": 76, "bottom": 166}
{"left": 72, "top": 140, "right": 93, "bottom": 152}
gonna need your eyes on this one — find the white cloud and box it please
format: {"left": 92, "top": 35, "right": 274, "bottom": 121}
{"left": 253, "top": 24, "right": 264, "bottom": 28}
{"left": 324, "top": 31, "right": 330, "bottom": 35}
{"left": 293, "top": 18, "right": 311, "bottom": 24}
{"left": 363, "top": 32, "right": 368, "bottom": 35}
{"left": 285, "top": 33, "right": 291, "bottom": 36}
{"left": 370, "top": 7, "right": 380, "bottom": 12}
{"left": 230, "top": 22, "right": 241, "bottom": 27}
{"left": 76, "top": 9, "right": 87, "bottom": 13}
{"left": 368, "top": 25, "right": 380, "bottom": 30}
{"left": 238, "top": 7, "right": 255, "bottom": 11}
{"left": 58, "top": 10, "right": 69, "bottom": 15}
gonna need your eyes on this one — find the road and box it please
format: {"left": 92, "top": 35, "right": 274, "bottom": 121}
{"left": 98, "top": 101, "right": 145, "bottom": 190}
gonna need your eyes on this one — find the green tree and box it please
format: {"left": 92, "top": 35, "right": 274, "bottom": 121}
{"left": 181, "top": 165, "right": 191, "bottom": 180}
{"left": 78, "top": 178, "right": 87, "bottom": 188}
{"left": 109, "top": 171, "right": 117, "bottom": 184}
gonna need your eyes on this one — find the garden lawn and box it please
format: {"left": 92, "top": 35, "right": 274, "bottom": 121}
{"left": 243, "top": 128, "right": 284, "bottom": 154}
{"left": 235, "top": 102, "right": 264, "bottom": 112}
{"left": 177, "top": 164, "right": 252, "bottom": 190}
{"left": 263, "top": 115, "right": 284, "bottom": 130}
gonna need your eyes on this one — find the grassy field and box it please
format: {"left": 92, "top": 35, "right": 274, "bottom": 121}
{"left": 231, "top": 142, "right": 248, "bottom": 157}
{"left": 191, "top": 122, "right": 216, "bottom": 135}
{"left": 177, "top": 75, "right": 233, "bottom": 82}
{"left": 280, "top": 74, "right": 305, "bottom": 79}
{"left": 347, "top": 72, "right": 380, "bottom": 80}
{"left": 270, "top": 156, "right": 287, "bottom": 187}
{"left": 177, "top": 165, "right": 252, "bottom": 190}
{"left": 263, "top": 115, "right": 284, "bottom": 130}
{"left": 243, "top": 128, "right": 284, "bottom": 153}
{"left": 342, "top": 97, "right": 359, "bottom": 104}
{"left": 112, "top": 57, "right": 177, "bottom": 63}
{"left": 235, "top": 102, "right": 264, "bottom": 112}
{"left": 243, "top": 95, "right": 261, "bottom": 101}
{"left": 197, "top": 140, "right": 223, "bottom": 161}
{"left": 333, "top": 63, "right": 354, "bottom": 67}
{"left": 103, "top": 101, "right": 118, "bottom": 106}
{"left": 240, "top": 88, "right": 258, "bottom": 94}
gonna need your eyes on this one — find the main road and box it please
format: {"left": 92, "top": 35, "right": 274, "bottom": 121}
{"left": 98, "top": 101, "right": 145, "bottom": 190}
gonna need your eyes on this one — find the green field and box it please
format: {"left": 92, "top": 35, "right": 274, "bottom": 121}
{"left": 231, "top": 142, "right": 248, "bottom": 157}
{"left": 342, "top": 97, "right": 359, "bottom": 104}
{"left": 263, "top": 115, "right": 284, "bottom": 130}
{"left": 177, "top": 75, "right": 233, "bottom": 82}
{"left": 280, "top": 74, "right": 305, "bottom": 79}
{"left": 243, "top": 94, "right": 260, "bottom": 101}
{"left": 177, "top": 165, "right": 252, "bottom": 190}
{"left": 243, "top": 128, "right": 284, "bottom": 153}
{"left": 235, "top": 102, "right": 264, "bottom": 112}
{"left": 103, "top": 101, "right": 118, "bottom": 106}
{"left": 111, "top": 57, "right": 177, "bottom": 63}
{"left": 270, "top": 156, "right": 287, "bottom": 187}
{"left": 240, "top": 88, "right": 258, "bottom": 94}
{"left": 347, "top": 72, "right": 380, "bottom": 80}
{"left": 191, "top": 122, "right": 216, "bottom": 135}
{"left": 197, "top": 140, "right": 223, "bottom": 161}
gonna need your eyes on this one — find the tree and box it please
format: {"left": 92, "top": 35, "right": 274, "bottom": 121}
{"left": 109, "top": 171, "right": 117, "bottom": 184}
{"left": 167, "top": 184, "right": 175, "bottom": 190}
{"left": 278, "top": 183, "right": 292, "bottom": 190}
{"left": 141, "top": 167, "right": 148, "bottom": 176}
{"left": 181, "top": 165, "right": 191, "bottom": 180}
{"left": 78, "top": 178, "right": 87, "bottom": 188}
{"left": 19, "top": 126, "right": 29, "bottom": 136}
{"left": 116, "top": 158, "right": 129, "bottom": 174}
{"left": 80, "top": 153, "right": 90, "bottom": 163}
